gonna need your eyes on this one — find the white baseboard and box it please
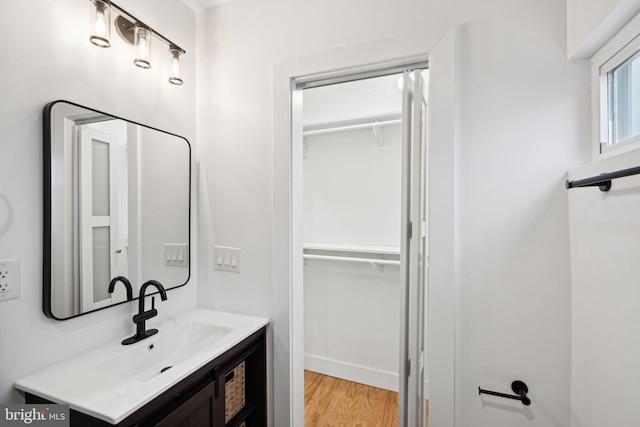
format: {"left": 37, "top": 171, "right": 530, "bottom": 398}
{"left": 304, "top": 353, "right": 398, "bottom": 392}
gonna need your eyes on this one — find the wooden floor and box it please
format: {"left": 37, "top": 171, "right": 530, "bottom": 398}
{"left": 304, "top": 370, "right": 399, "bottom": 427}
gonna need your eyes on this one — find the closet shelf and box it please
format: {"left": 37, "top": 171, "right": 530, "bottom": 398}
{"left": 303, "top": 242, "right": 400, "bottom": 256}
{"left": 302, "top": 112, "right": 401, "bottom": 137}
{"left": 303, "top": 254, "right": 400, "bottom": 266}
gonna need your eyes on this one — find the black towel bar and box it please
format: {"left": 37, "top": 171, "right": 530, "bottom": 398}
{"left": 478, "top": 380, "right": 531, "bottom": 406}
{"left": 565, "top": 165, "right": 640, "bottom": 192}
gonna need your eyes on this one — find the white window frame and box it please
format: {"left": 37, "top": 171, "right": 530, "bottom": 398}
{"left": 592, "top": 11, "right": 640, "bottom": 160}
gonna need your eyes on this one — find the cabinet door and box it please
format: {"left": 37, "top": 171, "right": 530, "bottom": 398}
{"left": 153, "top": 381, "right": 216, "bottom": 427}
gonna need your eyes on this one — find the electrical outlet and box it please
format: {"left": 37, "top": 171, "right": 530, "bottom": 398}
{"left": 0, "top": 258, "right": 20, "bottom": 301}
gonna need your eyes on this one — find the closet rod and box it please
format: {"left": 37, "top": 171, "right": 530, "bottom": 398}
{"left": 303, "top": 119, "right": 401, "bottom": 137}
{"left": 565, "top": 165, "right": 640, "bottom": 192}
{"left": 303, "top": 254, "right": 400, "bottom": 266}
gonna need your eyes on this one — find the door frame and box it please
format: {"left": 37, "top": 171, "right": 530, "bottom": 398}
{"left": 295, "top": 66, "right": 427, "bottom": 425}
{"left": 272, "top": 30, "right": 456, "bottom": 427}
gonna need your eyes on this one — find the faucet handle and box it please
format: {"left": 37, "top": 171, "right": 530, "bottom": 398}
{"left": 132, "top": 308, "right": 158, "bottom": 323}
{"left": 151, "top": 296, "right": 155, "bottom": 310}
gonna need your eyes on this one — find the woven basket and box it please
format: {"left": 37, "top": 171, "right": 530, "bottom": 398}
{"left": 225, "top": 361, "right": 246, "bottom": 423}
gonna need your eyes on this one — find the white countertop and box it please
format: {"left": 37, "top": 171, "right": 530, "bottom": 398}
{"left": 14, "top": 309, "right": 268, "bottom": 425}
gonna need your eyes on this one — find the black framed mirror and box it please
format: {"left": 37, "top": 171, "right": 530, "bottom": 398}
{"left": 43, "top": 100, "right": 191, "bottom": 320}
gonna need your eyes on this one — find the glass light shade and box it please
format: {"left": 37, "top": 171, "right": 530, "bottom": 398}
{"left": 133, "top": 26, "right": 151, "bottom": 69}
{"left": 169, "top": 48, "right": 184, "bottom": 85}
{"left": 89, "top": 0, "right": 111, "bottom": 48}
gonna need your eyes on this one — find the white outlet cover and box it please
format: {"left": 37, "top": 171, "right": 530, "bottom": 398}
{"left": 0, "top": 258, "right": 20, "bottom": 301}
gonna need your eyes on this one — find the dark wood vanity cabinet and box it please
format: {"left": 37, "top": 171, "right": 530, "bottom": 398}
{"left": 26, "top": 327, "right": 267, "bottom": 427}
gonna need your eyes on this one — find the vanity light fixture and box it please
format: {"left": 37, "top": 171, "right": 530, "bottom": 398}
{"left": 168, "top": 47, "right": 183, "bottom": 85}
{"left": 89, "top": 0, "right": 111, "bottom": 48}
{"left": 133, "top": 25, "right": 152, "bottom": 69}
{"left": 88, "top": 0, "right": 187, "bottom": 85}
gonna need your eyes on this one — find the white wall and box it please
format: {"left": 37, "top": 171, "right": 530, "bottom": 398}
{"left": 452, "top": 6, "right": 591, "bottom": 422}
{"left": 196, "top": 3, "right": 451, "bottom": 424}
{"left": 197, "top": 1, "right": 590, "bottom": 427}
{"left": 0, "top": 0, "right": 196, "bottom": 404}
{"left": 568, "top": 150, "right": 640, "bottom": 427}
{"left": 303, "top": 128, "right": 402, "bottom": 246}
{"left": 567, "top": 0, "right": 640, "bottom": 59}
{"left": 302, "top": 75, "right": 403, "bottom": 247}
{"left": 304, "top": 261, "right": 400, "bottom": 391}
{"left": 302, "top": 74, "right": 403, "bottom": 125}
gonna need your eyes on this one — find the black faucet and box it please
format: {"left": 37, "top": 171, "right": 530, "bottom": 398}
{"left": 122, "top": 280, "right": 168, "bottom": 345}
{"left": 108, "top": 276, "right": 133, "bottom": 301}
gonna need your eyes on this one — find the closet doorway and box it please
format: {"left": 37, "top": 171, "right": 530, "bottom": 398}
{"left": 295, "top": 67, "right": 429, "bottom": 426}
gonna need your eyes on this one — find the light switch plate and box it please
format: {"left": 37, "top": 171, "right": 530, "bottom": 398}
{"left": 214, "top": 246, "right": 241, "bottom": 273}
{"left": 164, "top": 244, "right": 189, "bottom": 267}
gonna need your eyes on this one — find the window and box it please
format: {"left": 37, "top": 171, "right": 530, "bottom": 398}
{"left": 593, "top": 13, "right": 640, "bottom": 158}
{"left": 601, "top": 39, "right": 640, "bottom": 148}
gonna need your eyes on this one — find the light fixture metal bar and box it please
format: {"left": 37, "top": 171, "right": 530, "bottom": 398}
{"left": 110, "top": 0, "right": 186, "bottom": 54}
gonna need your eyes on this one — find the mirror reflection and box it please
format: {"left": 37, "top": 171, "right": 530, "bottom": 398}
{"left": 44, "top": 101, "right": 191, "bottom": 320}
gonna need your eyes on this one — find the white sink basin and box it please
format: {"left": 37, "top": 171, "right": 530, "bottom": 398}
{"left": 98, "top": 322, "right": 233, "bottom": 381}
{"left": 14, "top": 309, "right": 268, "bottom": 424}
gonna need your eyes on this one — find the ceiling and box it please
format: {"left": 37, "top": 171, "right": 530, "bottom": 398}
{"left": 180, "top": 0, "right": 235, "bottom": 11}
